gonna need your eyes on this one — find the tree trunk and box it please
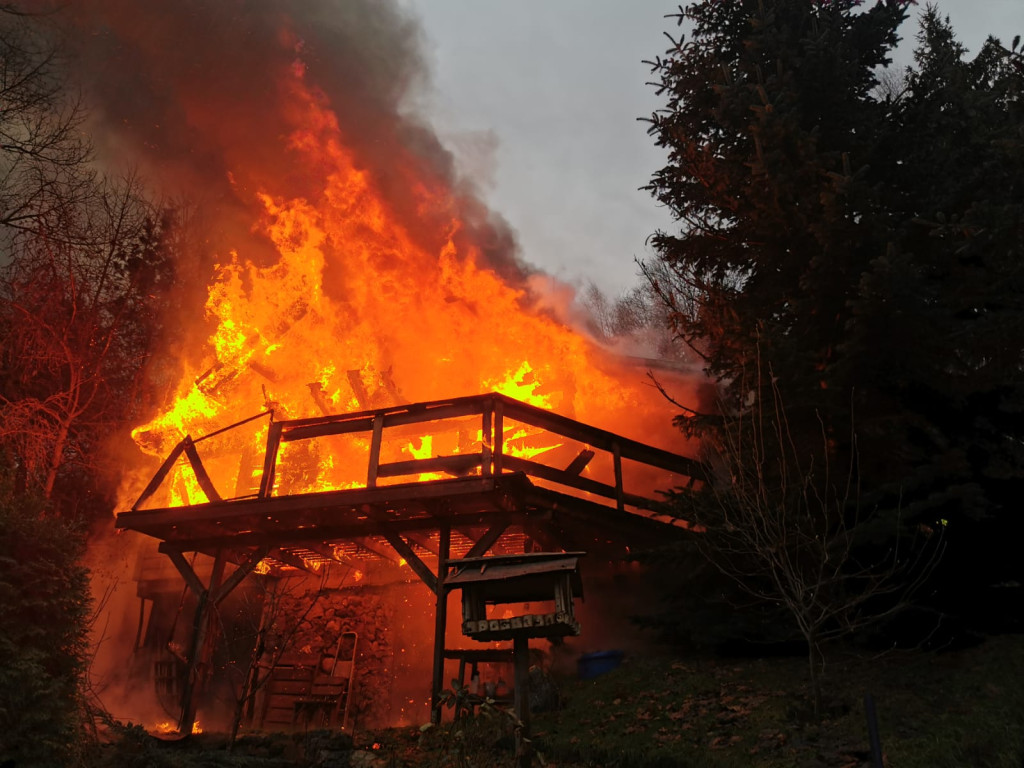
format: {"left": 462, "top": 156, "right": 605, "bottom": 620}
{"left": 807, "top": 631, "right": 823, "bottom": 721}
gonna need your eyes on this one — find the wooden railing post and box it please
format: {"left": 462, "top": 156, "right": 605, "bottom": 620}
{"left": 367, "top": 414, "right": 384, "bottom": 488}
{"left": 258, "top": 421, "right": 283, "bottom": 499}
{"left": 481, "top": 401, "right": 493, "bottom": 476}
{"left": 612, "top": 441, "right": 625, "bottom": 512}
{"left": 493, "top": 399, "right": 504, "bottom": 475}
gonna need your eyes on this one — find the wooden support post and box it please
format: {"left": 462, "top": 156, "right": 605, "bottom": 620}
{"left": 258, "top": 421, "right": 283, "bottom": 498}
{"left": 378, "top": 529, "right": 437, "bottom": 594}
{"left": 464, "top": 518, "right": 510, "bottom": 559}
{"left": 131, "top": 439, "right": 187, "bottom": 510}
{"left": 481, "top": 403, "right": 493, "bottom": 476}
{"left": 513, "top": 633, "right": 532, "bottom": 768}
{"left": 494, "top": 400, "right": 504, "bottom": 475}
{"left": 166, "top": 546, "right": 268, "bottom": 736}
{"left": 178, "top": 551, "right": 226, "bottom": 735}
{"left": 367, "top": 414, "right": 384, "bottom": 488}
{"left": 612, "top": 441, "right": 625, "bottom": 512}
{"left": 182, "top": 437, "right": 223, "bottom": 502}
{"left": 430, "top": 524, "right": 451, "bottom": 725}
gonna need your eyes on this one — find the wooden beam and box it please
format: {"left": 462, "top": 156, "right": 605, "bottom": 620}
{"left": 367, "top": 414, "right": 384, "bottom": 488}
{"left": 613, "top": 441, "right": 625, "bottom": 513}
{"left": 258, "top": 421, "right": 283, "bottom": 498}
{"left": 178, "top": 550, "right": 226, "bottom": 734}
{"left": 268, "top": 547, "right": 320, "bottom": 574}
{"left": 430, "top": 524, "right": 451, "bottom": 725}
{"left": 182, "top": 437, "right": 223, "bottom": 503}
{"left": 564, "top": 449, "right": 596, "bottom": 476}
{"left": 501, "top": 455, "right": 660, "bottom": 510}
{"left": 348, "top": 537, "right": 400, "bottom": 563}
{"left": 376, "top": 453, "right": 482, "bottom": 479}
{"left": 496, "top": 394, "right": 704, "bottom": 480}
{"left": 213, "top": 546, "right": 270, "bottom": 605}
{"left": 280, "top": 416, "right": 375, "bottom": 443}
{"left": 405, "top": 532, "right": 439, "bottom": 556}
{"left": 132, "top": 439, "right": 186, "bottom": 510}
{"left": 481, "top": 404, "right": 492, "bottom": 476}
{"left": 463, "top": 518, "right": 510, "bottom": 559}
{"left": 378, "top": 529, "right": 437, "bottom": 594}
{"left": 164, "top": 549, "right": 206, "bottom": 597}
{"left": 305, "top": 542, "right": 350, "bottom": 564}
{"left": 494, "top": 399, "right": 504, "bottom": 475}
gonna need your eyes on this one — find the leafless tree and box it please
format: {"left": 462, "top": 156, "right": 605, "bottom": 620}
{"left": 679, "top": 366, "right": 942, "bottom": 718}
{"left": 0, "top": 9, "right": 175, "bottom": 510}
{"left": 0, "top": 171, "right": 173, "bottom": 506}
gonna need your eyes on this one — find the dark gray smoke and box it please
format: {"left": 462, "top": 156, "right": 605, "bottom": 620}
{"left": 33, "top": 0, "right": 524, "bottom": 281}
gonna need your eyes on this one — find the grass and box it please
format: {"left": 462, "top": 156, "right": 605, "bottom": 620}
{"left": 531, "top": 633, "right": 1024, "bottom": 768}
{"left": 86, "top": 634, "right": 1024, "bottom": 768}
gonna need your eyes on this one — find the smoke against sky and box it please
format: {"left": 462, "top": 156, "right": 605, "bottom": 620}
{"left": 54, "top": 0, "right": 530, "bottom": 288}
{"left": 405, "top": 0, "right": 1024, "bottom": 295}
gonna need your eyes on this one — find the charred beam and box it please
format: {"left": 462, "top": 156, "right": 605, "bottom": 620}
{"left": 464, "top": 518, "right": 511, "bottom": 559}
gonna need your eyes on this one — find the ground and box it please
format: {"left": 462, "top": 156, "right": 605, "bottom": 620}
{"left": 86, "top": 634, "right": 1024, "bottom": 768}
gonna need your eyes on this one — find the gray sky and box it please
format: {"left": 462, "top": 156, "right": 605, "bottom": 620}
{"left": 401, "top": 1, "right": 1023, "bottom": 297}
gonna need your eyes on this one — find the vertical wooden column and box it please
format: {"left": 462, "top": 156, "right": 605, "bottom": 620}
{"left": 493, "top": 399, "right": 504, "bottom": 475}
{"left": 481, "top": 402, "right": 493, "bottom": 477}
{"left": 513, "top": 633, "right": 532, "bottom": 768}
{"left": 612, "top": 441, "right": 625, "bottom": 512}
{"left": 429, "top": 523, "right": 451, "bottom": 725}
{"left": 367, "top": 413, "right": 384, "bottom": 488}
{"left": 258, "top": 421, "right": 283, "bottom": 498}
{"left": 178, "top": 551, "right": 226, "bottom": 734}
{"left": 163, "top": 545, "right": 269, "bottom": 737}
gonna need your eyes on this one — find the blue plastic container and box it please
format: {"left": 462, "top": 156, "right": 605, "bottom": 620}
{"left": 577, "top": 650, "right": 624, "bottom": 679}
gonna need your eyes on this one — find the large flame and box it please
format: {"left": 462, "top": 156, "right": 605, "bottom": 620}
{"left": 105, "top": 5, "right": 694, "bottom": 504}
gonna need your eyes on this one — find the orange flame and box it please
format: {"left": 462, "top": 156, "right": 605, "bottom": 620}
{"left": 125, "top": 19, "right": 693, "bottom": 507}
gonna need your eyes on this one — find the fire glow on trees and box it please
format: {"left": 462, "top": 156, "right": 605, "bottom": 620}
{"left": 55, "top": 0, "right": 696, "bottom": 504}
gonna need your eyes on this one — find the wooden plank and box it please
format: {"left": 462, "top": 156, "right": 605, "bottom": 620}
{"left": 376, "top": 528, "right": 438, "bottom": 594}
{"left": 268, "top": 547, "right": 320, "bottom": 574}
{"left": 376, "top": 454, "right": 482, "bottom": 479}
{"left": 212, "top": 545, "right": 270, "bottom": 605}
{"left": 346, "top": 369, "right": 371, "bottom": 410}
{"left": 496, "top": 394, "right": 703, "bottom": 479}
{"left": 367, "top": 414, "right": 384, "bottom": 488}
{"left": 494, "top": 399, "right": 504, "bottom": 475}
{"left": 612, "top": 442, "right": 625, "bottom": 513}
{"left": 463, "top": 518, "right": 510, "bottom": 559}
{"left": 481, "top": 404, "right": 493, "bottom": 476}
{"left": 501, "top": 455, "right": 661, "bottom": 511}
{"left": 430, "top": 524, "right": 451, "bottom": 725}
{"left": 382, "top": 400, "right": 483, "bottom": 430}
{"left": 131, "top": 439, "right": 186, "bottom": 510}
{"left": 192, "top": 409, "right": 273, "bottom": 445}
{"left": 258, "top": 421, "right": 283, "bottom": 498}
{"left": 564, "top": 449, "right": 595, "bottom": 476}
{"left": 280, "top": 416, "right": 375, "bottom": 443}
{"left": 118, "top": 475, "right": 504, "bottom": 531}
{"left": 164, "top": 548, "right": 206, "bottom": 598}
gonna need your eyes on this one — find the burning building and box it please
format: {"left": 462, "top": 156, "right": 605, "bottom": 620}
{"left": 56, "top": 0, "right": 704, "bottom": 735}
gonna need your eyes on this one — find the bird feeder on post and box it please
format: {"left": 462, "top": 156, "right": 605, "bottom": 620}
{"left": 445, "top": 552, "right": 584, "bottom": 768}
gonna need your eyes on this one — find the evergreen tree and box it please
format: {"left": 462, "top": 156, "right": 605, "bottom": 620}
{"left": 646, "top": 0, "right": 1023, "bottom": 631}
{"left": 0, "top": 480, "right": 91, "bottom": 766}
